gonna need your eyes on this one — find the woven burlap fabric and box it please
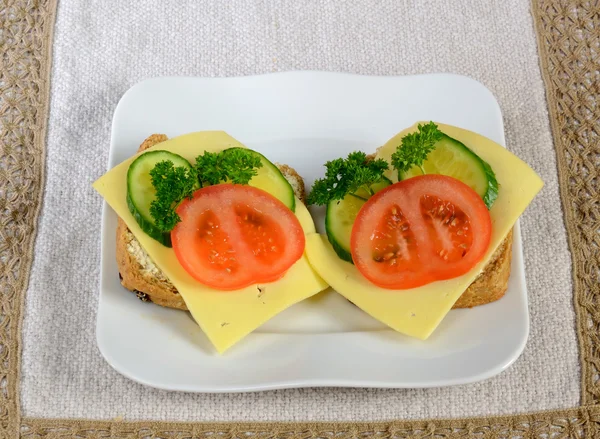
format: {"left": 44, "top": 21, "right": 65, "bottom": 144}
{"left": 14, "top": 0, "right": 580, "bottom": 422}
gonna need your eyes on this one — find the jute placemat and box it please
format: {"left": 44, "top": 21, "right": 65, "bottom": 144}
{"left": 0, "top": 0, "right": 598, "bottom": 437}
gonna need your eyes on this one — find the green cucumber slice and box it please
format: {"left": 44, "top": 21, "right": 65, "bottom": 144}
{"left": 127, "top": 150, "right": 194, "bottom": 247}
{"left": 224, "top": 147, "right": 296, "bottom": 212}
{"left": 399, "top": 134, "right": 498, "bottom": 209}
{"left": 325, "top": 177, "right": 392, "bottom": 262}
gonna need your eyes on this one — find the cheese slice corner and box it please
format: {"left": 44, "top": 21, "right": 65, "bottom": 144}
{"left": 305, "top": 122, "right": 544, "bottom": 340}
{"left": 93, "top": 131, "right": 328, "bottom": 353}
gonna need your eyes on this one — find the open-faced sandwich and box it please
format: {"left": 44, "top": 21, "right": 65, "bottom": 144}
{"left": 304, "top": 121, "right": 543, "bottom": 339}
{"left": 93, "top": 132, "right": 328, "bottom": 353}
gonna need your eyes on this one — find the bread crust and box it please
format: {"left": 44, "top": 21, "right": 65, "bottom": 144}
{"left": 452, "top": 229, "right": 513, "bottom": 308}
{"left": 276, "top": 163, "right": 306, "bottom": 203}
{"left": 117, "top": 218, "right": 188, "bottom": 309}
{"left": 117, "top": 134, "right": 513, "bottom": 311}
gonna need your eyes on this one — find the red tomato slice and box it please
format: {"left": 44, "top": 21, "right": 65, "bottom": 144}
{"left": 350, "top": 175, "right": 492, "bottom": 289}
{"left": 171, "top": 184, "right": 305, "bottom": 290}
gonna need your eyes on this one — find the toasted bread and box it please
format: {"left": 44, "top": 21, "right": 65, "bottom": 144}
{"left": 117, "top": 135, "right": 513, "bottom": 310}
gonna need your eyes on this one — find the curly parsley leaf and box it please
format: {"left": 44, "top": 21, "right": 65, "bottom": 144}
{"left": 307, "top": 151, "right": 389, "bottom": 205}
{"left": 391, "top": 121, "right": 443, "bottom": 176}
{"left": 149, "top": 160, "right": 198, "bottom": 232}
{"left": 196, "top": 148, "right": 263, "bottom": 186}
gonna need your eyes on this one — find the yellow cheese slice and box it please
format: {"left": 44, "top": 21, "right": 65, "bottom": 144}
{"left": 93, "top": 132, "right": 328, "bottom": 353}
{"left": 305, "top": 122, "right": 543, "bottom": 340}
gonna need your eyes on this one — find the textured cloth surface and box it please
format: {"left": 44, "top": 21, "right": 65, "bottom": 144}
{"left": 21, "top": 0, "right": 578, "bottom": 421}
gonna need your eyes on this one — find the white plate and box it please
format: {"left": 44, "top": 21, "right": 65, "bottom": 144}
{"left": 97, "top": 72, "right": 528, "bottom": 391}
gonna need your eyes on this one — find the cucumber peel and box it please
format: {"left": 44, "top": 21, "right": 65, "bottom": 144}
{"left": 399, "top": 134, "right": 499, "bottom": 209}
{"left": 224, "top": 147, "right": 296, "bottom": 212}
{"left": 325, "top": 177, "right": 392, "bottom": 262}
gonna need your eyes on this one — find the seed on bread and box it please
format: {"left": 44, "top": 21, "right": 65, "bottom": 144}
{"left": 134, "top": 290, "right": 151, "bottom": 302}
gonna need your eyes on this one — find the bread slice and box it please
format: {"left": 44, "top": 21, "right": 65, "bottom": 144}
{"left": 117, "top": 135, "right": 512, "bottom": 310}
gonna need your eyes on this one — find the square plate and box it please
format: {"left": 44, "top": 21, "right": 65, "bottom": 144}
{"left": 97, "top": 72, "right": 528, "bottom": 391}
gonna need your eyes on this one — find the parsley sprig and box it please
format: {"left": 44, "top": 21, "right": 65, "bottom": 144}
{"left": 391, "top": 121, "right": 443, "bottom": 176}
{"left": 307, "top": 122, "right": 443, "bottom": 205}
{"left": 306, "top": 152, "right": 389, "bottom": 205}
{"left": 149, "top": 149, "right": 262, "bottom": 232}
{"left": 195, "top": 148, "right": 262, "bottom": 186}
{"left": 149, "top": 161, "right": 198, "bottom": 232}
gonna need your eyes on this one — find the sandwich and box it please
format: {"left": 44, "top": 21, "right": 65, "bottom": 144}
{"left": 93, "top": 131, "right": 328, "bottom": 353}
{"left": 116, "top": 134, "right": 309, "bottom": 310}
{"left": 303, "top": 121, "right": 542, "bottom": 339}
